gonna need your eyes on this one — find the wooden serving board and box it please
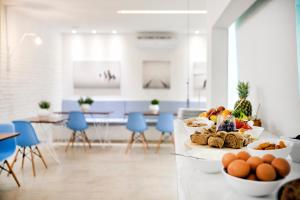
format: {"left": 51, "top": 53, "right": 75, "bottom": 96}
{"left": 185, "top": 139, "right": 247, "bottom": 153}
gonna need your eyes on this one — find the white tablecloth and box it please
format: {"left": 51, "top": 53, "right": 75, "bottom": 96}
{"left": 174, "top": 119, "right": 300, "bottom": 200}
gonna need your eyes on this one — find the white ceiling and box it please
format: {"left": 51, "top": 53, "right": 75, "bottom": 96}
{"left": 3, "top": 0, "right": 207, "bottom": 34}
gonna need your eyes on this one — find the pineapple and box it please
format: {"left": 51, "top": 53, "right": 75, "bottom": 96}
{"left": 234, "top": 81, "right": 252, "bottom": 117}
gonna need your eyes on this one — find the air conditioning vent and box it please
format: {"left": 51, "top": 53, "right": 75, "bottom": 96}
{"left": 137, "top": 32, "right": 174, "bottom": 40}
{"left": 136, "top": 32, "right": 177, "bottom": 48}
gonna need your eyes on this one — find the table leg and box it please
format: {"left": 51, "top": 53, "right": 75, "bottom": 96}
{"left": 37, "top": 123, "right": 61, "bottom": 165}
{"left": 91, "top": 114, "right": 103, "bottom": 144}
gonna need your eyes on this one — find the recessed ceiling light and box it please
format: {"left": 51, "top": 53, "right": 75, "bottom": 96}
{"left": 92, "top": 30, "right": 97, "bottom": 34}
{"left": 194, "top": 30, "right": 200, "bottom": 34}
{"left": 72, "top": 29, "right": 77, "bottom": 34}
{"left": 117, "top": 10, "right": 207, "bottom": 14}
{"left": 34, "top": 37, "right": 43, "bottom": 45}
{"left": 112, "top": 30, "right": 117, "bottom": 34}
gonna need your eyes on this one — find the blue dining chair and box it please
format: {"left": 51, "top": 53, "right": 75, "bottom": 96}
{"left": 125, "top": 112, "right": 148, "bottom": 153}
{"left": 0, "top": 124, "right": 20, "bottom": 187}
{"left": 155, "top": 113, "right": 175, "bottom": 153}
{"left": 65, "top": 111, "right": 91, "bottom": 152}
{"left": 12, "top": 121, "right": 47, "bottom": 177}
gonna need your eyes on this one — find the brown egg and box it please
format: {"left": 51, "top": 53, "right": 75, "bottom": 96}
{"left": 271, "top": 158, "right": 290, "bottom": 177}
{"left": 247, "top": 173, "right": 257, "bottom": 181}
{"left": 222, "top": 153, "right": 237, "bottom": 169}
{"left": 228, "top": 160, "right": 250, "bottom": 178}
{"left": 237, "top": 151, "right": 251, "bottom": 161}
{"left": 262, "top": 154, "right": 275, "bottom": 164}
{"left": 256, "top": 163, "right": 276, "bottom": 181}
{"left": 247, "top": 156, "right": 263, "bottom": 171}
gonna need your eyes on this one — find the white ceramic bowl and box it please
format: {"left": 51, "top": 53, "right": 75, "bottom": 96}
{"left": 282, "top": 137, "right": 300, "bottom": 163}
{"left": 245, "top": 126, "right": 264, "bottom": 139}
{"left": 222, "top": 169, "right": 284, "bottom": 197}
{"left": 186, "top": 149, "right": 222, "bottom": 173}
{"left": 247, "top": 138, "right": 293, "bottom": 158}
{"left": 183, "top": 117, "right": 214, "bottom": 135}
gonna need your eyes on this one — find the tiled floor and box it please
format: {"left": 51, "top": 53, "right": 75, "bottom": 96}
{"left": 0, "top": 144, "right": 177, "bottom": 200}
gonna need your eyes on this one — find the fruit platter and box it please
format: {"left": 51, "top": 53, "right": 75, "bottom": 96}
{"left": 195, "top": 82, "right": 264, "bottom": 139}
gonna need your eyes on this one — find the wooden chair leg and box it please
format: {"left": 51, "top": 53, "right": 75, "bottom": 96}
{"left": 35, "top": 146, "right": 48, "bottom": 169}
{"left": 29, "top": 147, "right": 36, "bottom": 177}
{"left": 65, "top": 132, "right": 75, "bottom": 152}
{"left": 4, "top": 160, "right": 20, "bottom": 187}
{"left": 21, "top": 147, "right": 26, "bottom": 169}
{"left": 83, "top": 131, "right": 91, "bottom": 148}
{"left": 140, "top": 133, "right": 148, "bottom": 153}
{"left": 156, "top": 133, "right": 164, "bottom": 153}
{"left": 71, "top": 132, "right": 76, "bottom": 148}
{"left": 142, "top": 133, "right": 149, "bottom": 149}
{"left": 80, "top": 132, "right": 87, "bottom": 151}
{"left": 10, "top": 148, "right": 20, "bottom": 169}
{"left": 125, "top": 132, "right": 135, "bottom": 154}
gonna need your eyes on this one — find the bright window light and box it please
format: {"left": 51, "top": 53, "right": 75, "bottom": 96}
{"left": 228, "top": 23, "right": 239, "bottom": 109}
{"left": 112, "top": 30, "right": 117, "bottom": 34}
{"left": 117, "top": 10, "right": 207, "bottom": 14}
{"left": 91, "top": 30, "right": 97, "bottom": 34}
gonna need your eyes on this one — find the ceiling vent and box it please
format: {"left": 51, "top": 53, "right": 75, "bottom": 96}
{"left": 136, "top": 32, "right": 177, "bottom": 48}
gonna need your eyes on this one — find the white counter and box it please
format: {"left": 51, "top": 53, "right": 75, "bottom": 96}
{"left": 174, "top": 119, "right": 300, "bottom": 200}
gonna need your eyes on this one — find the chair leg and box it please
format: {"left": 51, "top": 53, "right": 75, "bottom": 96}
{"left": 21, "top": 147, "right": 26, "bottom": 169}
{"left": 71, "top": 132, "right": 76, "bottom": 148}
{"left": 35, "top": 146, "right": 47, "bottom": 169}
{"left": 156, "top": 133, "right": 164, "bottom": 153}
{"left": 29, "top": 147, "right": 36, "bottom": 177}
{"left": 125, "top": 132, "right": 135, "bottom": 154}
{"left": 83, "top": 131, "right": 91, "bottom": 148}
{"left": 142, "top": 133, "right": 149, "bottom": 149}
{"left": 140, "top": 132, "right": 148, "bottom": 153}
{"left": 10, "top": 148, "right": 20, "bottom": 170}
{"left": 65, "top": 132, "right": 75, "bottom": 152}
{"left": 4, "top": 160, "right": 20, "bottom": 187}
{"left": 80, "top": 132, "right": 87, "bottom": 151}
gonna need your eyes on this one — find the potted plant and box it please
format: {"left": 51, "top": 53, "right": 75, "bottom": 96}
{"left": 38, "top": 100, "right": 51, "bottom": 118}
{"left": 149, "top": 99, "right": 160, "bottom": 114}
{"left": 78, "top": 97, "right": 94, "bottom": 112}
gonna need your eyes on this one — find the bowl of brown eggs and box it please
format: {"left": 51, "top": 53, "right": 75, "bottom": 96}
{"left": 222, "top": 151, "right": 291, "bottom": 197}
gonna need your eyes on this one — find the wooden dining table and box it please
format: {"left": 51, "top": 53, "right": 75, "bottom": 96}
{"left": 0, "top": 133, "right": 20, "bottom": 141}
{"left": 54, "top": 111, "right": 114, "bottom": 145}
{"left": 26, "top": 116, "right": 67, "bottom": 124}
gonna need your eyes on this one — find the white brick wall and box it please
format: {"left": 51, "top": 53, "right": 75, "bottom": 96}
{"left": 0, "top": 4, "right": 62, "bottom": 122}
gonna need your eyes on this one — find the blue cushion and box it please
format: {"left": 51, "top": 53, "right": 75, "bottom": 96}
{"left": 62, "top": 100, "right": 205, "bottom": 119}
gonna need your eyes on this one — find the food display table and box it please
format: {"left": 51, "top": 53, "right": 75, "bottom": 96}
{"left": 174, "top": 119, "right": 300, "bottom": 200}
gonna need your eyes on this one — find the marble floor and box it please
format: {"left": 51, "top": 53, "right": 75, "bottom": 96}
{"left": 0, "top": 144, "right": 177, "bottom": 200}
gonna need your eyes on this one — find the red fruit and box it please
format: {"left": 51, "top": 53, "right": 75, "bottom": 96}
{"left": 217, "top": 106, "right": 225, "bottom": 113}
{"left": 241, "top": 123, "right": 252, "bottom": 130}
{"left": 235, "top": 119, "right": 245, "bottom": 129}
{"left": 207, "top": 108, "right": 215, "bottom": 116}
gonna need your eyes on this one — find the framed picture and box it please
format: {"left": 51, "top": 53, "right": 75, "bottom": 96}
{"left": 193, "top": 62, "right": 207, "bottom": 89}
{"left": 73, "top": 61, "right": 121, "bottom": 89}
{"left": 143, "top": 60, "right": 171, "bottom": 89}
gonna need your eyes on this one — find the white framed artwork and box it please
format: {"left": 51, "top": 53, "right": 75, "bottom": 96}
{"left": 142, "top": 60, "right": 171, "bottom": 89}
{"left": 73, "top": 61, "right": 121, "bottom": 89}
